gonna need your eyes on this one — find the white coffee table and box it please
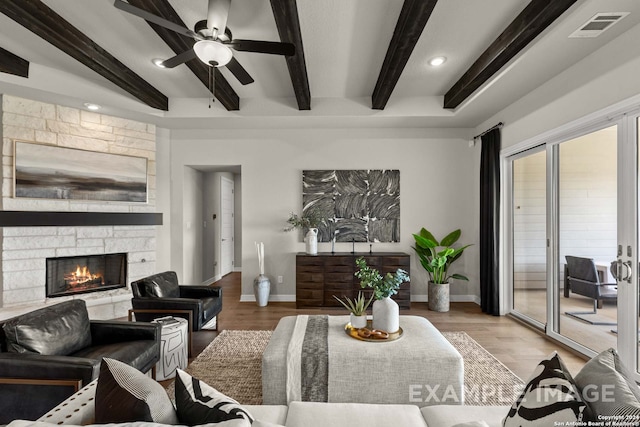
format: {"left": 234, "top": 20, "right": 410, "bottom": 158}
{"left": 262, "top": 315, "right": 463, "bottom": 406}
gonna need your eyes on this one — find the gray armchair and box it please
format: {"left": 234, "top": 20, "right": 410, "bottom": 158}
{"left": 564, "top": 255, "right": 617, "bottom": 325}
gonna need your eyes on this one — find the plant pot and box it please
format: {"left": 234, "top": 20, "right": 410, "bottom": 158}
{"left": 253, "top": 274, "right": 271, "bottom": 307}
{"left": 428, "top": 281, "right": 449, "bottom": 312}
{"left": 372, "top": 297, "right": 399, "bottom": 333}
{"left": 350, "top": 313, "right": 367, "bottom": 329}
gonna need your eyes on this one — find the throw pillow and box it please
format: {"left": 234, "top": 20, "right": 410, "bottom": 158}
{"left": 95, "top": 358, "right": 178, "bottom": 424}
{"left": 2, "top": 299, "right": 92, "bottom": 355}
{"left": 574, "top": 348, "right": 640, "bottom": 417}
{"left": 174, "top": 369, "right": 254, "bottom": 426}
{"left": 503, "top": 351, "right": 588, "bottom": 426}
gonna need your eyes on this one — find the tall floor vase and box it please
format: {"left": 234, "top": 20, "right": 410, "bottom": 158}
{"left": 253, "top": 274, "right": 271, "bottom": 307}
{"left": 372, "top": 297, "right": 399, "bottom": 333}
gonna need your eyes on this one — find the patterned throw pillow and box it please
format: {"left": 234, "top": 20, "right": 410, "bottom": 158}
{"left": 95, "top": 358, "right": 178, "bottom": 424}
{"left": 174, "top": 369, "right": 254, "bottom": 427}
{"left": 503, "top": 352, "right": 588, "bottom": 426}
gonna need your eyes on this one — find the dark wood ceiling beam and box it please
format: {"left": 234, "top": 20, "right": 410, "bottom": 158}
{"left": 0, "top": 0, "right": 168, "bottom": 110}
{"left": 371, "top": 0, "right": 438, "bottom": 110}
{"left": 270, "top": 0, "right": 311, "bottom": 110}
{"left": 0, "top": 46, "right": 29, "bottom": 78}
{"left": 126, "top": 0, "right": 239, "bottom": 111}
{"left": 444, "top": 0, "right": 578, "bottom": 109}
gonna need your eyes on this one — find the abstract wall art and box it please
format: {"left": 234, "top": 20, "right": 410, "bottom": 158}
{"left": 302, "top": 169, "right": 400, "bottom": 243}
{"left": 14, "top": 141, "right": 148, "bottom": 202}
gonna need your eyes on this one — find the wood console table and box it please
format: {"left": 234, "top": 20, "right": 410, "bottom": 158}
{"left": 296, "top": 252, "right": 411, "bottom": 309}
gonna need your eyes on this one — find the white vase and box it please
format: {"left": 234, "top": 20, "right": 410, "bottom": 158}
{"left": 428, "top": 281, "right": 450, "bottom": 312}
{"left": 253, "top": 274, "right": 271, "bottom": 307}
{"left": 350, "top": 313, "right": 367, "bottom": 329}
{"left": 304, "top": 228, "right": 318, "bottom": 255}
{"left": 372, "top": 297, "right": 399, "bottom": 333}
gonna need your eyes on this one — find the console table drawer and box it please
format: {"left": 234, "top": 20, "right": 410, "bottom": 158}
{"left": 296, "top": 252, "right": 410, "bottom": 309}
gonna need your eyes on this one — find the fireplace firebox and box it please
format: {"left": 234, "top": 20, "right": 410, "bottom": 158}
{"left": 46, "top": 253, "right": 127, "bottom": 298}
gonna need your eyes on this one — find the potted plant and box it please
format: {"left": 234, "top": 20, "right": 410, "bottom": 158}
{"left": 354, "top": 256, "right": 410, "bottom": 333}
{"left": 284, "top": 212, "right": 324, "bottom": 255}
{"left": 412, "top": 228, "right": 471, "bottom": 312}
{"left": 333, "top": 291, "right": 374, "bottom": 329}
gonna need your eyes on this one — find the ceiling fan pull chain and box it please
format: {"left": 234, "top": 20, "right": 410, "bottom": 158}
{"left": 208, "top": 63, "right": 215, "bottom": 108}
{"left": 208, "top": 60, "right": 218, "bottom": 108}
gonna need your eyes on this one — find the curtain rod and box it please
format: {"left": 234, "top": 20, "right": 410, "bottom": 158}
{"left": 473, "top": 122, "right": 504, "bottom": 140}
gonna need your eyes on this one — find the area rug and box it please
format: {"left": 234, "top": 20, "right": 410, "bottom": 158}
{"left": 166, "top": 330, "right": 524, "bottom": 406}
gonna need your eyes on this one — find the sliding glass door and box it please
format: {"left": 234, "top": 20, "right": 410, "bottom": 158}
{"left": 511, "top": 148, "right": 547, "bottom": 326}
{"left": 507, "top": 114, "right": 640, "bottom": 373}
{"left": 556, "top": 125, "right": 617, "bottom": 353}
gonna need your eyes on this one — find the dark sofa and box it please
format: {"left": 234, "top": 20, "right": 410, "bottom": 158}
{"left": 130, "top": 271, "right": 222, "bottom": 331}
{"left": 0, "top": 299, "right": 160, "bottom": 423}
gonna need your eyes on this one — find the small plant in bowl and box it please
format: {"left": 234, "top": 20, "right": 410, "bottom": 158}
{"left": 333, "top": 291, "right": 373, "bottom": 329}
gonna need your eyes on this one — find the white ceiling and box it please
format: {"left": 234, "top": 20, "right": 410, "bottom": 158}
{"left": 0, "top": 0, "right": 639, "bottom": 130}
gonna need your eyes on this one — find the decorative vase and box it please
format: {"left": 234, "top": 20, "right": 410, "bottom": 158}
{"left": 304, "top": 228, "right": 318, "bottom": 255}
{"left": 350, "top": 313, "right": 367, "bottom": 329}
{"left": 372, "top": 297, "right": 399, "bottom": 333}
{"left": 428, "top": 281, "right": 450, "bottom": 312}
{"left": 253, "top": 274, "right": 271, "bottom": 307}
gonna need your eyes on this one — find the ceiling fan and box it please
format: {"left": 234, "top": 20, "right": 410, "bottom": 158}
{"left": 113, "top": 0, "right": 295, "bottom": 87}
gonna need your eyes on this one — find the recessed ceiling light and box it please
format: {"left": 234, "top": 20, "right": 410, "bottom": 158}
{"left": 428, "top": 56, "right": 447, "bottom": 67}
{"left": 152, "top": 58, "right": 166, "bottom": 68}
{"left": 83, "top": 103, "right": 101, "bottom": 111}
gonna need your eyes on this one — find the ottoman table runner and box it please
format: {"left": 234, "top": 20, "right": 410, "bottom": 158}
{"left": 264, "top": 314, "right": 464, "bottom": 406}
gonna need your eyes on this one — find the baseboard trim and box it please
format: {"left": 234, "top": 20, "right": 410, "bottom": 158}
{"left": 240, "top": 294, "right": 296, "bottom": 303}
{"left": 411, "top": 294, "right": 481, "bottom": 305}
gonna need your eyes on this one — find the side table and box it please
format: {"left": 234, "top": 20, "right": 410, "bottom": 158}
{"left": 151, "top": 316, "right": 189, "bottom": 381}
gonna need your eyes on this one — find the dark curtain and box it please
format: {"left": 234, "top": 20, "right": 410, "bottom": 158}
{"left": 480, "top": 128, "right": 501, "bottom": 315}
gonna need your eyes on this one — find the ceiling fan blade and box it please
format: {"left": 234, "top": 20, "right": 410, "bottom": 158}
{"left": 208, "top": 0, "right": 231, "bottom": 37}
{"left": 226, "top": 40, "right": 295, "bottom": 56}
{"left": 114, "top": 0, "right": 203, "bottom": 41}
{"left": 225, "top": 57, "right": 254, "bottom": 85}
{"left": 160, "top": 49, "right": 197, "bottom": 68}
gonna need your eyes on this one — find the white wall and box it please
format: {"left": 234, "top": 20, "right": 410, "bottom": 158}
{"left": 159, "top": 128, "right": 481, "bottom": 302}
{"left": 202, "top": 172, "right": 217, "bottom": 282}
{"left": 182, "top": 166, "right": 203, "bottom": 284}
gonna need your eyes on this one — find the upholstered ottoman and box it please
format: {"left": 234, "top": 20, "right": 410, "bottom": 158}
{"left": 262, "top": 315, "right": 464, "bottom": 406}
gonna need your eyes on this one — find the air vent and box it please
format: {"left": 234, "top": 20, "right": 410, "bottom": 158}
{"left": 569, "top": 12, "right": 629, "bottom": 38}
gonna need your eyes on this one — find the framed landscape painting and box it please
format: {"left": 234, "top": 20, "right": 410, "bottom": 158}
{"left": 14, "top": 141, "right": 148, "bottom": 203}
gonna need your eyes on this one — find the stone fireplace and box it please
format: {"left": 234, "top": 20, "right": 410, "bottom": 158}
{"left": 46, "top": 253, "right": 127, "bottom": 298}
{"left": 0, "top": 95, "right": 158, "bottom": 320}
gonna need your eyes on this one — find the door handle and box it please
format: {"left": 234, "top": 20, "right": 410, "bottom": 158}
{"left": 612, "top": 259, "right": 632, "bottom": 283}
{"left": 622, "top": 261, "right": 632, "bottom": 283}
{"left": 222, "top": 238, "right": 227, "bottom": 241}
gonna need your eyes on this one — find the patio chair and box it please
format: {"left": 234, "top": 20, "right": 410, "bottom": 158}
{"left": 564, "top": 255, "right": 617, "bottom": 325}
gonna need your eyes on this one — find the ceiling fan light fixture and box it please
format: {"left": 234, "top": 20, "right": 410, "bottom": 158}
{"left": 428, "top": 56, "right": 447, "bottom": 67}
{"left": 193, "top": 40, "right": 233, "bottom": 67}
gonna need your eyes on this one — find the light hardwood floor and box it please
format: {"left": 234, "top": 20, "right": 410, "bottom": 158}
{"left": 192, "top": 273, "right": 588, "bottom": 380}
{"left": 514, "top": 288, "right": 617, "bottom": 353}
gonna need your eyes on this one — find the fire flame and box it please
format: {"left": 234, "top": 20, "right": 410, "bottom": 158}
{"left": 64, "top": 265, "right": 102, "bottom": 287}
